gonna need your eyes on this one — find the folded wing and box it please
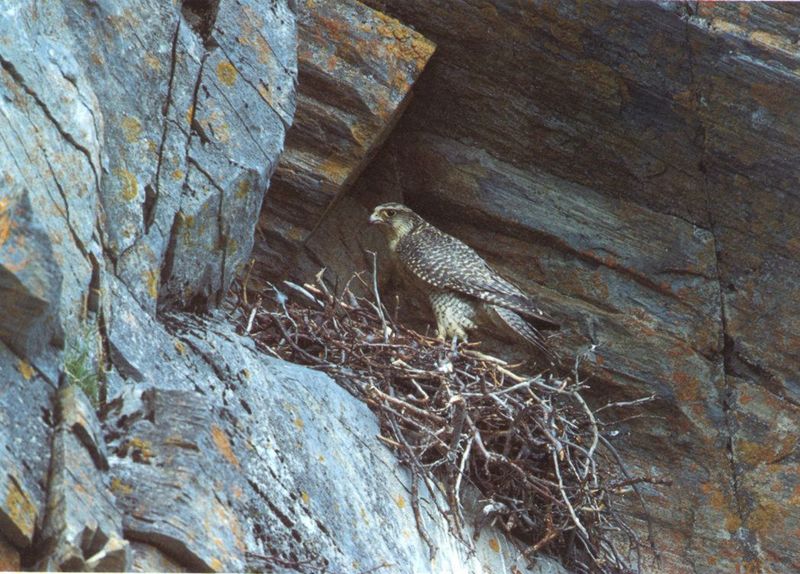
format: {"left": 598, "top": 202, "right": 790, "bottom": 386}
{"left": 397, "top": 225, "right": 559, "bottom": 330}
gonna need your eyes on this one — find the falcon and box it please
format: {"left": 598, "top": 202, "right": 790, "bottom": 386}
{"left": 369, "top": 203, "right": 559, "bottom": 363}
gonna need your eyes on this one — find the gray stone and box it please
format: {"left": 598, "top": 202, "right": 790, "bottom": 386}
{"left": 0, "top": 1, "right": 99, "bottom": 359}
{"left": 106, "top": 387, "right": 248, "bottom": 573}
{"left": 37, "top": 385, "right": 129, "bottom": 572}
{"left": 59, "top": 384, "right": 109, "bottom": 471}
{"left": 100, "top": 308, "right": 571, "bottom": 572}
{"left": 153, "top": 313, "right": 567, "bottom": 574}
{"left": 130, "top": 541, "right": 186, "bottom": 573}
{"left": 254, "top": 0, "right": 435, "bottom": 283}
{"left": 0, "top": 342, "right": 52, "bottom": 550}
{"left": 105, "top": 274, "right": 187, "bottom": 386}
{"left": 57, "top": 0, "right": 296, "bottom": 313}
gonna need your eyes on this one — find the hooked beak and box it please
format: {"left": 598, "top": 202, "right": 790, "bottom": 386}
{"left": 368, "top": 213, "right": 384, "bottom": 226}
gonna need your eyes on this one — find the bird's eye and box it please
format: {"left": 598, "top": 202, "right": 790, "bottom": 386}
{"left": 385, "top": 209, "right": 396, "bottom": 217}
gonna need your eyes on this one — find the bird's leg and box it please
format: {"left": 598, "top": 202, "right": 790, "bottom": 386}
{"left": 434, "top": 310, "right": 449, "bottom": 342}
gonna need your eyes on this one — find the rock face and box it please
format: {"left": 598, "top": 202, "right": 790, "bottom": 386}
{"left": 5, "top": 0, "right": 798, "bottom": 572}
{"left": 282, "top": 1, "right": 800, "bottom": 572}
{"left": 0, "top": 0, "right": 564, "bottom": 572}
{"left": 253, "top": 0, "right": 435, "bottom": 282}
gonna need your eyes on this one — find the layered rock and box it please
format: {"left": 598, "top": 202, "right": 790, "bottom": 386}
{"left": 37, "top": 386, "right": 129, "bottom": 572}
{"left": 289, "top": 1, "right": 800, "bottom": 572}
{"left": 253, "top": 0, "right": 434, "bottom": 282}
{"left": 0, "top": 0, "right": 564, "bottom": 571}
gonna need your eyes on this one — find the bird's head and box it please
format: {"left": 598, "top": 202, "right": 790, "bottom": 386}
{"left": 369, "top": 203, "right": 421, "bottom": 245}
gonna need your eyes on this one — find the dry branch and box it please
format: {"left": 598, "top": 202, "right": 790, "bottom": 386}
{"left": 232, "top": 271, "right": 665, "bottom": 574}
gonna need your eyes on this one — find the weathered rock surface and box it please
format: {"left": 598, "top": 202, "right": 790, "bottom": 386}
{"left": 0, "top": 0, "right": 566, "bottom": 571}
{"left": 111, "top": 313, "right": 567, "bottom": 574}
{"left": 254, "top": 0, "right": 434, "bottom": 282}
{"left": 283, "top": 1, "right": 800, "bottom": 572}
{"left": 6, "top": 0, "right": 797, "bottom": 571}
{"left": 37, "top": 386, "right": 129, "bottom": 572}
{"left": 59, "top": 0, "right": 296, "bottom": 312}
{"left": 0, "top": 343, "right": 52, "bottom": 553}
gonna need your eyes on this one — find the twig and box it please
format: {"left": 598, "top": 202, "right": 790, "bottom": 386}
{"left": 231, "top": 270, "right": 666, "bottom": 574}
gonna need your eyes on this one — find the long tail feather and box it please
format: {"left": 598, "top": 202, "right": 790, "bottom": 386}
{"left": 491, "top": 305, "right": 559, "bottom": 367}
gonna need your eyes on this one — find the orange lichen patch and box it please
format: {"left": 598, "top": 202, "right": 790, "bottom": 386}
{"left": 286, "top": 225, "right": 306, "bottom": 242}
{"left": 317, "top": 155, "right": 353, "bottom": 186}
{"left": 114, "top": 168, "right": 138, "bottom": 201}
{"left": 488, "top": 537, "right": 501, "bottom": 553}
{"left": 737, "top": 436, "right": 796, "bottom": 466}
{"left": 237, "top": 5, "right": 278, "bottom": 66}
{"left": 236, "top": 179, "right": 250, "bottom": 199}
{"left": 145, "top": 268, "right": 158, "bottom": 299}
{"left": 173, "top": 339, "right": 186, "bottom": 355}
{"left": 293, "top": 416, "right": 304, "bottom": 430}
{"left": 211, "top": 424, "right": 240, "bottom": 468}
{"left": 5, "top": 478, "right": 36, "bottom": 541}
{"left": 144, "top": 54, "right": 161, "bottom": 71}
{"left": 110, "top": 477, "right": 134, "bottom": 496}
{"left": 698, "top": 482, "right": 745, "bottom": 535}
{"left": 186, "top": 104, "right": 195, "bottom": 126}
{"left": 0, "top": 534, "right": 20, "bottom": 571}
{"left": 673, "top": 371, "right": 701, "bottom": 403}
{"left": 394, "top": 495, "right": 405, "bottom": 509}
{"left": 301, "top": 491, "right": 310, "bottom": 505}
{"left": 216, "top": 60, "right": 238, "bottom": 87}
{"left": 230, "top": 513, "right": 247, "bottom": 553}
{"left": 750, "top": 30, "right": 797, "bottom": 56}
{"left": 123, "top": 437, "right": 154, "bottom": 463}
{"left": 700, "top": 482, "right": 727, "bottom": 511}
{"left": 747, "top": 498, "right": 785, "bottom": 535}
{"left": 573, "top": 60, "right": 626, "bottom": 107}
{"left": 724, "top": 511, "right": 742, "bottom": 533}
{"left": 209, "top": 557, "right": 224, "bottom": 572}
{"left": 372, "top": 12, "right": 435, "bottom": 70}
{"left": 256, "top": 82, "right": 274, "bottom": 109}
{"left": 200, "top": 109, "right": 231, "bottom": 145}
{"left": 17, "top": 360, "right": 34, "bottom": 381}
{"left": 317, "top": 454, "right": 325, "bottom": 462}
{"left": 349, "top": 121, "right": 374, "bottom": 148}
{"left": 0, "top": 197, "right": 11, "bottom": 249}
{"left": 789, "top": 483, "right": 800, "bottom": 506}
{"left": 108, "top": 8, "right": 138, "bottom": 33}
{"left": 708, "top": 18, "right": 746, "bottom": 38}
{"left": 172, "top": 169, "right": 184, "bottom": 181}
{"left": 738, "top": 3, "right": 752, "bottom": 18}
{"left": 390, "top": 68, "right": 410, "bottom": 93}
{"left": 325, "top": 54, "right": 337, "bottom": 72}
{"left": 121, "top": 116, "right": 142, "bottom": 143}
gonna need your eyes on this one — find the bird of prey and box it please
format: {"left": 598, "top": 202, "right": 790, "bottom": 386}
{"left": 369, "top": 202, "right": 559, "bottom": 364}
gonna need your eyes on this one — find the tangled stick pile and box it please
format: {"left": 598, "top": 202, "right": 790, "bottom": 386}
{"left": 233, "top": 269, "right": 667, "bottom": 574}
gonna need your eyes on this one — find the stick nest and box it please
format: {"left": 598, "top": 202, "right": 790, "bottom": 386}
{"left": 234, "top": 269, "right": 665, "bottom": 574}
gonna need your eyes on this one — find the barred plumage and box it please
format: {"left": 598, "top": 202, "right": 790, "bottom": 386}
{"left": 369, "top": 203, "right": 559, "bottom": 364}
